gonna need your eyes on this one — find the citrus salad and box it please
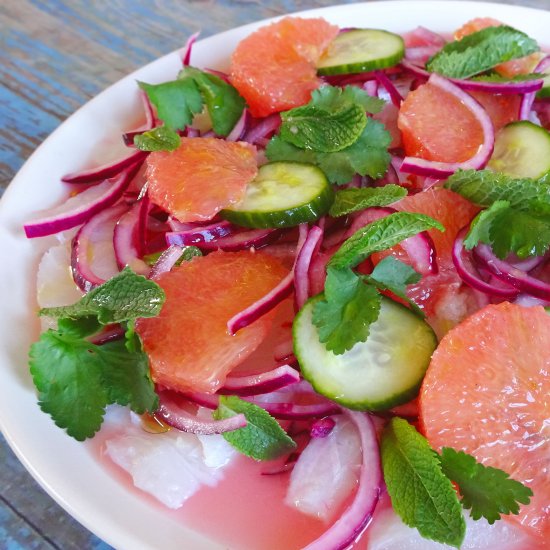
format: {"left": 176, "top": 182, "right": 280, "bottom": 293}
{"left": 25, "top": 14, "right": 549, "bottom": 550}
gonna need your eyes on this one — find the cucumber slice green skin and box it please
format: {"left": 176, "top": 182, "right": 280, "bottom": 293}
{"left": 536, "top": 73, "right": 550, "bottom": 99}
{"left": 293, "top": 295, "right": 437, "bottom": 412}
{"left": 221, "top": 162, "right": 334, "bottom": 229}
{"left": 316, "top": 29, "right": 405, "bottom": 76}
{"left": 488, "top": 121, "right": 550, "bottom": 180}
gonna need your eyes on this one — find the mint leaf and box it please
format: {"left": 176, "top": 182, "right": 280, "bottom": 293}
{"left": 427, "top": 26, "right": 539, "bottom": 79}
{"left": 178, "top": 67, "right": 245, "bottom": 136}
{"left": 40, "top": 267, "right": 165, "bottom": 325}
{"left": 280, "top": 103, "right": 366, "bottom": 152}
{"left": 213, "top": 396, "right": 296, "bottom": 460}
{"left": 134, "top": 125, "right": 181, "bottom": 152}
{"left": 445, "top": 169, "right": 550, "bottom": 214}
{"left": 266, "top": 117, "right": 391, "bottom": 185}
{"left": 329, "top": 212, "right": 444, "bottom": 269}
{"left": 312, "top": 267, "right": 382, "bottom": 354}
{"left": 472, "top": 72, "right": 541, "bottom": 83}
{"left": 464, "top": 200, "right": 510, "bottom": 250}
{"left": 139, "top": 79, "right": 203, "bottom": 130}
{"left": 381, "top": 418, "right": 466, "bottom": 548}
{"left": 310, "top": 85, "right": 385, "bottom": 114}
{"left": 439, "top": 447, "right": 533, "bottom": 524}
{"left": 100, "top": 332, "right": 159, "bottom": 414}
{"left": 329, "top": 185, "right": 407, "bottom": 217}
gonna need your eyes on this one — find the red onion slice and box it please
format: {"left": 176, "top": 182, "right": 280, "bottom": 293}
{"left": 200, "top": 228, "right": 279, "bottom": 252}
{"left": 122, "top": 91, "right": 156, "bottom": 146}
{"left": 72, "top": 203, "right": 129, "bottom": 292}
{"left": 374, "top": 71, "right": 403, "bottom": 107}
{"left": 156, "top": 394, "right": 246, "bottom": 435}
{"left": 401, "top": 60, "right": 544, "bottom": 95}
{"left": 513, "top": 293, "right": 550, "bottom": 307}
{"left": 165, "top": 220, "right": 234, "bottom": 246}
{"left": 148, "top": 245, "right": 184, "bottom": 279}
{"left": 113, "top": 201, "right": 150, "bottom": 276}
{"left": 474, "top": 243, "right": 550, "bottom": 300}
{"left": 400, "top": 74, "right": 494, "bottom": 178}
{"left": 310, "top": 417, "right": 336, "bottom": 438}
{"left": 363, "top": 80, "right": 379, "bottom": 97}
{"left": 218, "top": 365, "right": 300, "bottom": 396}
{"left": 25, "top": 164, "right": 140, "bottom": 239}
{"left": 405, "top": 45, "right": 440, "bottom": 65}
{"left": 519, "top": 91, "right": 537, "bottom": 121}
{"left": 243, "top": 113, "right": 281, "bottom": 145}
{"left": 294, "top": 226, "right": 324, "bottom": 310}
{"left": 403, "top": 26, "right": 446, "bottom": 48}
{"left": 452, "top": 228, "right": 518, "bottom": 298}
{"left": 183, "top": 391, "right": 340, "bottom": 420}
{"left": 61, "top": 150, "right": 147, "bottom": 184}
{"left": 180, "top": 31, "right": 199, "bottom": 66}
{"left": 226, "top": 109, "right": 249, "bottom": 142}
{"left": 304, "top": 411, "right": 381, "bottom": 550}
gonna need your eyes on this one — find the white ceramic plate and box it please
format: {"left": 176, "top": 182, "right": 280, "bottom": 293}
{"left": 1, "top": 2, "right": 549, "bottom": 549}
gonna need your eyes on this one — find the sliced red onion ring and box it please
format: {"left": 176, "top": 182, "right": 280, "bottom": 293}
{"left": 400, "top": 74, "right": 494, "bottom": 178}
{"left": 136, "top": 192, "right": 150, "bottom": 257}
{"left": 156, "top": 393, "right": 246, "bottom": 435}
{"left": 227, "top": 225, "right": 309, "bottom": 334}
{"left": 304, "top": 411, "right": 381, "bottom": 550}
{"left": 200, "top": 228, "right": 279, "bottom": 252}
{"left": 452, "top": 228, "right": 518, "bottom": 298}
{"left": 89, "top": 325, "right": 126, "bottom": 345}
{"left": 403, "top": 26, "right": 446, "bottom": 48}
{"left": 25, "top": 164, "right": 140, "bottom": 238}
{"left": 113, "top": 201, "right": 150, "bottom": 276}
{"left": 148, "top": 245, "right": 184, "bottom": 279}
{"left": 72, "top": 203, "right": 129, "bottom": 291}
{"left": 474, "top": 243, "right": 550, "bottom": 300}
{"left": 61, "top": 150, "right": 147, "bottom": 184}
{"left": 180, "top": 31, "right": 199, "bottom": 66}
{"left": 295, "top": 226, "right": 324, "bottom": 310}
{"left": 374, "top": 71, "right": 403, "bottom": 107}
{"left": 243, "top": 113, "right": 281, "bottom": 145}
{"left": 183, "top": 391, "right": 340, "bottom": 420}
{"left": 218, "top": 365, "right": 300, "bottom": 396}
{"left": 513, "top": 293, "right": 550, "bottom": 307}
{"left": 122, "top": 91, "right": 156, "bottom": 146}
{"left": 400, "top": 60, "right": 544, "bottom": 95}
{"left": 363, "top": 80, "right": 379, "bottom": 97}
{"left": 310, "top": 417, "right": 336, "bottom": 438}
{"left": 166, "top": 220, "right": 234, "bottom": 246}
{"left": 405, "top": 45, "right": 441, "bottom": 65}
{"left": 346, "top": 207, "right": 437, "bottom": 276}
{"left": 226, "top": 109, "right": 250, "bottom": 142}
{"left": 519, "top": 91, "right": 537, "bottom": 121}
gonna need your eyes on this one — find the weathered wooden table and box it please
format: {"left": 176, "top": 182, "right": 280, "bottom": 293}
{"left": 1, "top": 0, "right": 547, "bottom": 547}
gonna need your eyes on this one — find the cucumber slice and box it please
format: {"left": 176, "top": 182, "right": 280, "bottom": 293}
{"left": 316, "top": 29, "right": 405, "bottom": 76}
{"left": 293, "top": 295, "right": 437, "bottom": 411}
{"left": 537, "top": 71, "right": 550, "bottom": 99}
{"left": 488, "top": 121, "right": 550, "bottom": 179}
{"left": 221, "top": 162, "right": 334, "bottom": 228}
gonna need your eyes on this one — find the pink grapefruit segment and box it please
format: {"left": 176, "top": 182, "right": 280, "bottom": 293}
{"left": 420, "top": 302, "right": 550, "bottom": 541}
{"left": 146, "top": 137, "right": 257, "bottom": 223}
{"left": 136, "top": 250, "right": 290, "bottom": 394}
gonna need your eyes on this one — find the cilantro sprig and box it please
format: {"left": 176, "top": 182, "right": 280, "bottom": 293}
{"left": 427, "top": 25, "right": 539, "bottom": 79}
{"left": 266, "top": 85, "right": 391, "bottom": 184}
{"left": 382, "top": 419, "right": 533, "bottom": 547}
{"left": 30, "top": 269, "right": 165, "bottom": 440}
{"left": 137, "top": 66, "right": 245, "bottom": 150}
{"left": 445, "top": 169, "right": 550, "bottom": 258}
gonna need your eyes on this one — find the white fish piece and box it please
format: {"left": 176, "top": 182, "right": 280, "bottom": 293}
{"left": 368, "top": 501, "right": 532, "bottom": 550}
{"left": 285, "top": 415, "right": 361, "bottom": 522}
{"left": 104, "top": 408, "right": 235, "bottom": 509}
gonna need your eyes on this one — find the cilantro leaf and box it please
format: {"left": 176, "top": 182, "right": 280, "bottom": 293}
{"left": 134, "top": 125, "right": 181, "bottom": 152}
{"left": 312, "top": 267, "right": 382, "bottom": 354}
{"left": 213, "top": 396, "right": 296, "bottom": 460}
{"left": 381, "top": 418, "right": 466, "bottom": 548}
{"left": 40, "top": 267, "right": 165, "bottom": 325}
{"left": 466, "top": 201, "right": 550, "bottom": 258}
{"left": 439, "top": 447, "right": 533, "bottom": 524}
{"left": 139, "top": 79, "right": 203, "bottom": 130}
{"left": 280, "top": 103, "right": 367, "bottom": 152}
{"left": 364, "top": 256, "right": 424, "bottom": 317}
{"left": 445, "top": 169, "right": 550, "bottom": 213}
{"left": 29, "top": 328, "right": 109, "bottom": 441}
{"left": 266, "top": 117, "right": 391, "bottom": 185}
{"left": 329, "top": 185, "right": 407, "bottom": 217}
{"left": 178, "top": 67, "right": 245, "bottom": 136}
{"left": 329, "top": 212, "right": 444, "bottom": 269}
{"left": 100, "top": 332, "right": 159, "bottom": 414}
{"left": 427, "top": 26, "right": 539, "bottom": 79}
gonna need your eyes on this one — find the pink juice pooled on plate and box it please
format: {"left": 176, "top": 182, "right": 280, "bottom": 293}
{"left": 28, "top": 13, "right": 550, "bottom": 550}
